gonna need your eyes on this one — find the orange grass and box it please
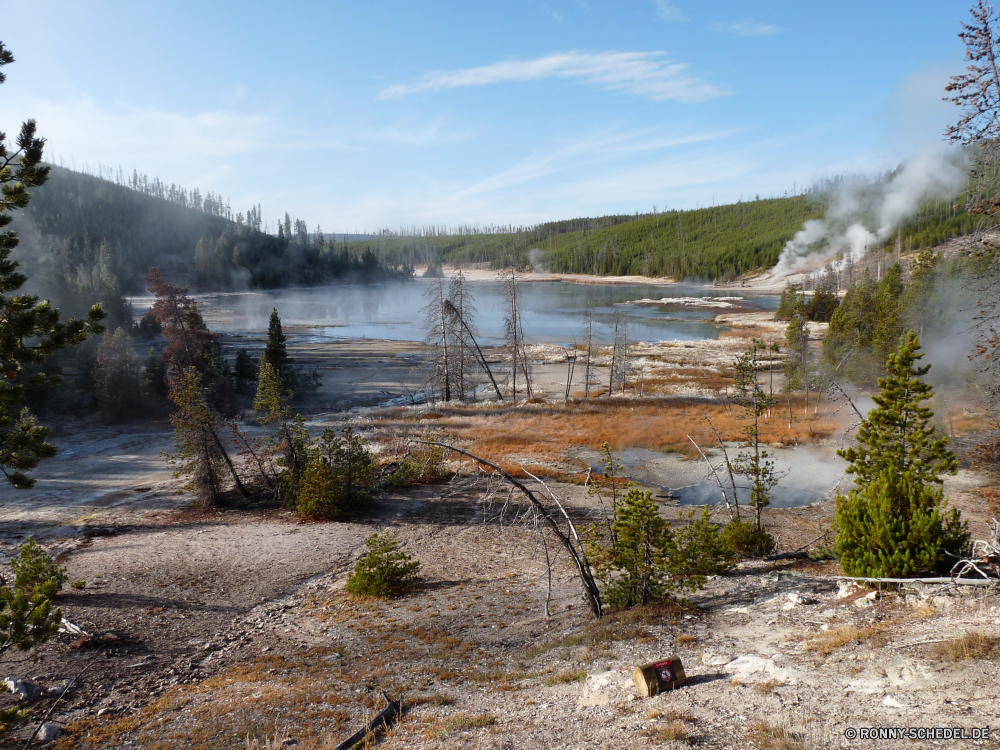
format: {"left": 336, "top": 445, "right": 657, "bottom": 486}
{"left": 374, "top": 397, "right": 844, "bottom": 471}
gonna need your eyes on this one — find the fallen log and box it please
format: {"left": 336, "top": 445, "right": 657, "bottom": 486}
{"left": 836, "top": 575, "right": 998, "bottom": 586}
{"left": 333, "top": 691, "right": 401, "bottom": 750}
{"left": 765, "top": 551, "right": 810, "bottom": 561}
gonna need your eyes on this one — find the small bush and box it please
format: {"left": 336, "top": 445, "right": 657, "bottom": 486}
{"left": 345, "top": 532, "right": 420, "bottom": 598}
{"left": 382, "top": 442, "right": 448, "bottom": 488}
{"left": 297, "top": 427, "right": 375, "bottom": 520}
{"left": 586, "top": 489, "right": 734, "bottom": 612}
{"left": 721, "top": 518, "right": 776, "bottom": 558}
{"left": 11, "top": 537, "right": 67, "bottom": 594}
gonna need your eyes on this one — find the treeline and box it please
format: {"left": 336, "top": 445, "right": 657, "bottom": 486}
{"left": 11, "top": 166, "right": 412, "bottom": 327}
{"left": 342, "top": 190, "right": 988, "bottom": 282}
{"left": 811, "top": 250, "right": 992, "bottom": 388}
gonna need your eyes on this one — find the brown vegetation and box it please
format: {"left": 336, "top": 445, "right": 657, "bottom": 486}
{"left": 368, "top": 397, "right": 844, "bottom": 479}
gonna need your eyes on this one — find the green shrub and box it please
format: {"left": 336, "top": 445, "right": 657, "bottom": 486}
{"left": 670, "top": 506, "right": 737, "bottom": 577}
{"left": 382, "top": 442, "right": 447, "bottom": 488}
{"left": 345, "top": 532, "right": 420, "bottom": 597}
{"left": 586, "top": 489, "right": 733, "bottom": 611}
{"left": 834, "top": 332, "right": 968, "bottom": 577}
{"left": 11, "top": 537, "right": 67, "bottom": 594}
{"left": 835, "top": 473, "right": 967, "bottom": 577}
{"left": 0, "top": 537, "right": 67, "bottom": 737}
{"left": 296, "top": 427, "right": 375, "bottom": 520}
{"left": 721, "top": 518, "right": 776, "bottom": 558}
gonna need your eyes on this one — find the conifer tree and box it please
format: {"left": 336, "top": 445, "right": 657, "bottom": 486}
{"left": 94, "top": 327, "right": 143, "bottom": 422}
{"left": 263, "top": 307, "right": 289, "bottom": 384}
{"left": 731, "top": 340, "right": 779, "bottom": 536}
{"left": 783, "top": 314, "right": 809, "bottom": 391}
{"left": 0, "top": 41, "right": 106, "bottom": 488}
{"left": 835, "top": 331, "right": 968, "bottom": 576}
{"left": 167, "top": 367, "right": 249, "bottom": 504}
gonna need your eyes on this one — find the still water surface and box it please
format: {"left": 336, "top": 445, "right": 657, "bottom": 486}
{"left": 142, "top": 279, "right": 777, "bottom": 346}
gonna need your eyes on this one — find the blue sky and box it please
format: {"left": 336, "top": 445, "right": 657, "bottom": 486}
{"left": 1, "top": 1, "right": 974, "bottom": 233}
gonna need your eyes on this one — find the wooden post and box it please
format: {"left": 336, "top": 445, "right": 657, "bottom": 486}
{"left": 633, "top": 657, "right": 686, "bottom": 697}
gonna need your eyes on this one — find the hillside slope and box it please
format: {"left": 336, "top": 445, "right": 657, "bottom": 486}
{"left": 11, "top": 166, "right": 410, "bottom": 323}
{"left": 339, "top": 192, "right": 981, "bottom": 281}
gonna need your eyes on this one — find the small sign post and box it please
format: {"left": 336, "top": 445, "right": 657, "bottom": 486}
{"left": 633, "top": 657, "right": 687, "bottom": 697}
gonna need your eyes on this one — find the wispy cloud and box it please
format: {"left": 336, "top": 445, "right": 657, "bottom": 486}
{"left": 712, "top": 19, "right": 779, "bottom": 36}
{"left": 453, "top": 128, "right": 733, "bottom": 199}
{"left": 379, "top": 50, "right": 724, "bottom": 102}
{"left": 654, "top": 0, "right": 685, "bottom": 22}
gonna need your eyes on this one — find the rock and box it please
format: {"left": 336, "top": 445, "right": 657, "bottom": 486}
{"left": 844, "top": 679, "right": 885, "bottom": 695}
{"left": 882, "top": 695, "right": 905, "bottom": 708}
{"left": 885, "top": 657, "right": 933, "bottom": 686}
{"left": 782, "top": 592, "right": 818, "bottom": 610}
{"left": 37, "top": 723, "right": 62, "bottom": 741}
{"left": 854, "top": 591, "right": 879, "bottom": 609}
{"left": 701, "top": 651, "right": 732, "bottom": 666}
{"left": 4, "top": 677, "right": 34, "bottom": 701}
{"left": 724, "top": 656, "right": 799, "bottom": 685}
{"left": 837, "top": 581, "right": 858, "bottom": 599}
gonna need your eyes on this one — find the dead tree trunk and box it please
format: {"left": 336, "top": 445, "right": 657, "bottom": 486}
{"left": 444, "top": 299, "right": 503, "bottom": 401}
{"left": 423, "top": 441, "right": 604, "bottom": 618}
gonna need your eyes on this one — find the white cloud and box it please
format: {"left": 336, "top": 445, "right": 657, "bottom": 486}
{"left": 713, "top": 19, "right": 779, "bottom": 36}
{"left": 14, "top": 95, "right": 279, "bottom": 169}
{"left": 379, "top": 50, "right": 725, "bottom": 103}
{"left": 654, "top": 0, "right": 685, "bottom": 22}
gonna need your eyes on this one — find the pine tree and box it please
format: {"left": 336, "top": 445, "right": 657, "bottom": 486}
{"left": 233, "top": 349, "right": 256, "bottom": 394}
{"left": 94, "top": 327, "right": 143, "bottom": 422}
{"left": 783, "top": 314, "right": 809, "bottom": 391}
{"left": 0, "top": 42, "right": 106, "bottom": 488}
{"left": 166, "top": 367, "right": 249, "bottom": 504}
{"left": 731, "top": 341, "right": 779, "bottom": 536}
{"left": 263, "top": 307, "right": 289, "bottom": 385}
{"left": 835, "top": 331, "right": 968, "bottom": 576}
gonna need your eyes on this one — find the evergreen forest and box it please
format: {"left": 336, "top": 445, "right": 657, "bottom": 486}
{"left": 334, "top": 192, "right": 983, "bottom": 281}
{"left": 10, "top": 165, "right": 413, "bottom": 329}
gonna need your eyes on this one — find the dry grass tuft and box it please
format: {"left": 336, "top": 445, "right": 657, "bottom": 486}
{"left": 753, "top": 678, "right": 785, "bottom": 695}
{"left": 747, "top": 720, "right": 808, "bottom": 750}
{"left": 544, "top": 668, "right": 587, "bottom": 686}
{"left": 804, "top": 625, "right": 859, "bottom": 656}
{"left": 804, "top": 619, "right": 894, "bottom": 656}
{"left": 244, "top": 725, "right": 289, "bottom": 750}
{"left": 650, "top": 720, "right": 689, "bottom": 742}
{"left": 444, "top": 713, "right": 497, "bottom": 731}
{"left": 929, "top": 631, "right": 1000, "bottom": 662}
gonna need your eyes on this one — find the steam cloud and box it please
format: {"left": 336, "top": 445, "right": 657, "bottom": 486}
{"left": 772, "top": 147, "right": 969, "bottom": 278}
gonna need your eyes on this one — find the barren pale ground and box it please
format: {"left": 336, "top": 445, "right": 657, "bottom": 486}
{"left": 0, "top": 315, "right": 997, "bottom": 749}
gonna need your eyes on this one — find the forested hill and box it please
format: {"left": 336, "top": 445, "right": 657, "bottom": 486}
{"left": 339, "top": 193, "right": 982, "bottom": 281}
{"left": 11, "top": 166, "right": 411, "bottom": 327}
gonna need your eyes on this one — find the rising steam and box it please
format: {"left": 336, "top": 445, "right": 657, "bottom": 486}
{"left": 772, "top": 148, "right": 969, "bottom": 277}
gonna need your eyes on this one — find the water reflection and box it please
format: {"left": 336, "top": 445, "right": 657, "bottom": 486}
{"left": 132, "top": 279, "right": 777, "bottom": 345}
